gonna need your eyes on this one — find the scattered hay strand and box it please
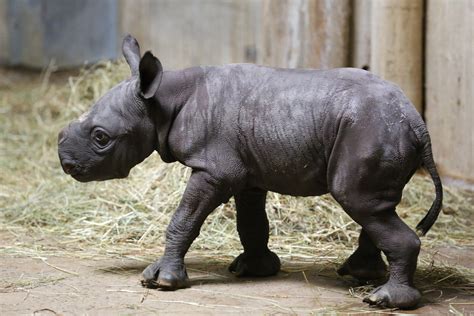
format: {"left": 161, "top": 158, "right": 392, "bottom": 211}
{"left": 35, "top": 257, "right": 79, "bottom": 276}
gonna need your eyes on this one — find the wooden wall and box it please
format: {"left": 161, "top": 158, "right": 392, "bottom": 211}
{"left": 119, "top": 0, "right": 260, "bottom": 69}
{"left": 425, "top": 0, "right": 473, "bottom": 182}
{"left": 119, "top": 0, "right": 351, "bottom": 70}
{"left": 257, "top": 0, "right": 351, "bottom": 68}
{"left": 352, "top": 0, "right": 424, "bottom": 112}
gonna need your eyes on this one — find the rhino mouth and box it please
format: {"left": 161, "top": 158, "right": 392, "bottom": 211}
{"left": 71, "top": 173, "right": 94, "bottom": 183}
{"left": 59, "top": 160, "right": 92, "bottom": 182}
{"left": 71, "top": 169, "right": 130, "bottom": 182}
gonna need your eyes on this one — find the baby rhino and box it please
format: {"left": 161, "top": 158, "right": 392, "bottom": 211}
{"left": 58, "top": 35, "right": 443, "bottom": 309}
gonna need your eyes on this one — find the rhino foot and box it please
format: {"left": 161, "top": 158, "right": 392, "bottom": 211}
{"left": 337, "top": 250, "right": 387, "bottom": 282}
{"left": 229, "top": 250, "right": 280, "bottom": 277}
{"left": 141, "top": 258, "right": 189, "bottom": 290}
{"left": 363, "top": 281, "right": 421, "bottom": 309}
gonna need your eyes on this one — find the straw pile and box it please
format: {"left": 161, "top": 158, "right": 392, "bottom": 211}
{"left": 1, "top": 61, "right": 473, "bottom": 299}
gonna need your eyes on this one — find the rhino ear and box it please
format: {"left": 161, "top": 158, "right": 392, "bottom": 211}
{"left": 122, "top": 34, "right": 141, "bottom": 76}
{"left": 138, "top": 51, "right": 163, "bottom": 99}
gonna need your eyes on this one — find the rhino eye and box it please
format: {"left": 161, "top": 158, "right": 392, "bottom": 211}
{"left": 93, "top": 129, "right": 110, "bottom": 147}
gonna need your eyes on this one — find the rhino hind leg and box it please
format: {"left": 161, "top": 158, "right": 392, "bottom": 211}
{"left": 327, "top": 121, "right": 423, "bottom": 308}
{"left": 338, "top": 229, "right": 387, "bottom": 282}
{"left": 229, "top": 188, "right": 280, "bottom": 277}
{"left": 229, "top": 250, "right": 280, "bottom": 277}
{"left": 332, "top": 188, "right": 421, "bottom": 308}
{"left": 359, "top": 211, "right": 421, "bottom": 309}
{"left": 338, "top": 202, "right": 422, "bottom": 309}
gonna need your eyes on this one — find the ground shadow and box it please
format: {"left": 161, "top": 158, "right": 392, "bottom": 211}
{"left": 97, "top": 256, "right": 348, "bottom": 287}
{"left": 97, "top": 255, "right": 473, "bottom": 309}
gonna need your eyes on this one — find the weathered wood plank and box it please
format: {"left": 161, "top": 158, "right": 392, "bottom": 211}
{"left": 119, "top": 0, "right": 260, "bottom": 69}
{"left": 352, "top": 0, "right": 424, "bottom": 112}
{"left": 258, "top": 0, "right": 351, "bottom": 68}
{"left": 119, "top": 0, "right": 351, "bottom": 70}
{"left": 425, "top": 0, "right": 473, "bottom": 182}
{"left": 351, "top": 0, "right": 372, "bottom": 71}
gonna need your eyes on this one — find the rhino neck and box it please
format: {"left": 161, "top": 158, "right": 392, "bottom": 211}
{"left": 152, "top": 67, "right": 204, "bottom": 163}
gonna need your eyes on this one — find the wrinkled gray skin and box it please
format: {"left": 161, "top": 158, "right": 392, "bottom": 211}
{"left": 58, "top": 35, "right": 443, "bottom": 309}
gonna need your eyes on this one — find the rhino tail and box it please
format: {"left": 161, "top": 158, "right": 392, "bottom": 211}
{"left": 414, "top": 127, "right": 443, "bottom": 236}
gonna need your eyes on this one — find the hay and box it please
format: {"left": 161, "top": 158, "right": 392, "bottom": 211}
{"left": 0, "top": 61, "right": 473, "bottom": 299}
{"left": 0, "top": 275, "right": 67, "bottom": 294}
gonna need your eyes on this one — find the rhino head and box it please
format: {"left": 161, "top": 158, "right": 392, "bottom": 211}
{"left": 58, "top": 35, "right": 163, "bottom": 182}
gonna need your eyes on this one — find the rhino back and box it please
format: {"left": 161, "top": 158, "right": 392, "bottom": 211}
{"left": 169, "top": 64, "right": 419, "bottom": 196}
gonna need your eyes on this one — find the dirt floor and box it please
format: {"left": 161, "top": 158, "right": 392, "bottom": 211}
{"left": 1, "top": 230, "right": 473, "bottom": 315}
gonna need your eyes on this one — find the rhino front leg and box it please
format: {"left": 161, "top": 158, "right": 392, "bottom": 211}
{"left": 142, "top": 171, "right": 230, "bottom": 289}
{"left": 229, "top": 188, "right": 280, "bottom": 277}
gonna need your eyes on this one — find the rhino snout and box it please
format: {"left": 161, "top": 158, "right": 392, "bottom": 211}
{"left": 58, "top": 126, "right": 81, "bottom": 176}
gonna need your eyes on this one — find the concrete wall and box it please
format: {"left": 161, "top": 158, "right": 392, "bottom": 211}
{"left": 0, "top": 0, "right": 9, "bottom": 64}
{"left": 0, "top": 0, "right": 118, "bottom": 68}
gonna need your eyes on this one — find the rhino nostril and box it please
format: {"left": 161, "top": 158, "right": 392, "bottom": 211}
{"left": 62, "top": 161, "right": 77, "bottom": 175}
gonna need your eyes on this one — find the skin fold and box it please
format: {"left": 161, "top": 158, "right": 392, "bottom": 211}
{"left": 58, "top": 35, "right": 443, "bottom": 309}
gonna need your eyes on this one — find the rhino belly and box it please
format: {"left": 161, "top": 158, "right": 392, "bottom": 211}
{"left": 248, "top": 157, "right": 329, "bottom": 197}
